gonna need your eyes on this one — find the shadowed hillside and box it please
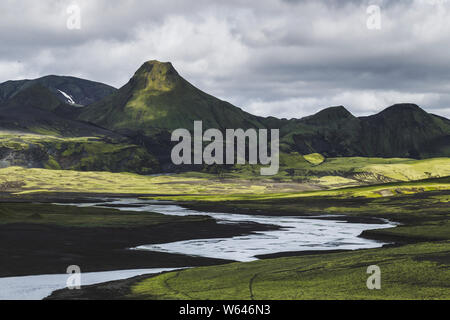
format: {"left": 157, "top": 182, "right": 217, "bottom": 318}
{"left": 282, "top": 104, "right": 450, "bottom": 158}
{"left": 0, "top": 84, "right": 115, "bottom": 137}
{"left": 0, "top": 75, "right": 116, "bottom": 106}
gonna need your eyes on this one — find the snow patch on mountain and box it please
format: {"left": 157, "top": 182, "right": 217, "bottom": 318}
{"left": 57, "top": 90, "right": 76, "bottom": 105}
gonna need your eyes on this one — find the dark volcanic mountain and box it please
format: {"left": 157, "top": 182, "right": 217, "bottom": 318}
{"left": 79, "top": 60, "right": 265, "bottom": 133}
{"left": 0, "top": 75, "right": 116, "bottom": 106}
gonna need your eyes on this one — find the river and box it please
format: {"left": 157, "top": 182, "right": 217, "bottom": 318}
{"left": 0, "top": 198, "right": 395, "bottom": 299}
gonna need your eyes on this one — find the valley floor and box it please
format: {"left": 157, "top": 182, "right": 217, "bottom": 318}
{"left": 0, "top": 161, "right": 449, "bottom": 300}
{"left": 44, "top": 187, "right": 449, "bottom": 300}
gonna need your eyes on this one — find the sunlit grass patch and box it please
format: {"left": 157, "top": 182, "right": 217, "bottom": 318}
{"left": 129, "top": 241, "right": 450, "bottom": 300}
{"left": 0, "top": 167, "right": 297, "bottom": 196}
{"left": 303, "top": 153, "right": 325, "bottom": 165}
{"left": 0, "top": 203, "right": 209, "bottom": 228}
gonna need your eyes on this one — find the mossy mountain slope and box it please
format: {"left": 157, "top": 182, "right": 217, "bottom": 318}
{"left": 79, "top": 61, "right": 265, "bottom": 133}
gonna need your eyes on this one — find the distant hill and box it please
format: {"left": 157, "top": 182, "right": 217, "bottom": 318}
{"left": 0, "top": 75, "right": 116, "bottom": 106}
{"left": 0, "top": 84, "right": 118, "bottom": 137}
{"left": 281, "top": 104, "right": 450, "bottom": 158}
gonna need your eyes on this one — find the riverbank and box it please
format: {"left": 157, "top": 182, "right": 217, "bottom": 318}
{"left": 0, "top": 202, "right": 278, "bottom": 277}
{"left": 47, "top": 241, "right": 450, "bottom": 300}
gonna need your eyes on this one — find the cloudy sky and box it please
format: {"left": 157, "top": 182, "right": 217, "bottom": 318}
{"left": 1, "top": 0, "right": 450, "bottom": 118}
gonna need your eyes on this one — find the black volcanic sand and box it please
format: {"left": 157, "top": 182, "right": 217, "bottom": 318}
{"left": 0, "top": 197, "right": 279, "bottom": 278}
{"left": 45, "top": 274, "right": 160, "bottom": 300}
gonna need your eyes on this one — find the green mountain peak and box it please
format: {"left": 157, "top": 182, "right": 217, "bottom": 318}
{"left": 302, "top": 105, "right": 355, "bottom": 125}
{"left": 131, "top": 60, "right": 180, "bottom": 94}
